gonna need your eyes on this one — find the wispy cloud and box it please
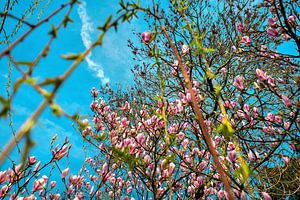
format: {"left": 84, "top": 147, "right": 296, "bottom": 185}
{"left": 77, "top": 1, "right": 109, "bottom": 84}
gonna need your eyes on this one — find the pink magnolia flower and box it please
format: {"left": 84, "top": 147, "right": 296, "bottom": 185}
{"left": 230, "top": 101, "right": 237, "bottom": 109}
{"left": 82, "top": 118, "right": 89, "bottom": 125}
{"left": 283, "top": 157, "right": 290, "bottom": 165}
{"left": 183, "top": 139, "right": 189, "bottom": 148}
{"left": 24, "top": 194, "right": 36, "bottom": 200}
{"left": 237, "top": 23, "right": 246, "bottom": 32}
{"left": 76, "top": 192, "right": 84, "bottom": 200}
{"left": 256, "top": 69, "right": 268, "bottom": 81}
{"left": 227, "top": 142, "right": 235, "bottom": 151}
{"left": 50, "top": 181, "right": 56, "bottom": 189}
{"left": 233, "top": 75, "right": 245, "bottom": 91}
{"left": 253, "top": 106, "right": 259, "bottom": 114}
{"left": 178, "top": 132, "right": 185, "bottom": 140}
{"left": 102, "top": 162, "right": 108, "bottom": 175}
{"left": 266, "top": 113, "right": 275, "bottom": 122}
{"left": 268, "top": 18, "right": 277, "bottom": 27}
{"left": 241, "top": 36, "right": 251, "bottom": 45}
{"left": 32, "top": 177, "right": 47, "bottom": 192}
{"left": 227, "top": 150, "right": 237, "bottom": 163}
{"left": 144, "top": 155, "right": 151, "bottom": 164}
{"left": 241, "top": 191, "right": 247, "bottom": 200}
{"left": 90, "top": 186, "right": 94, "bottom": 195}
{"left": 289, "top": 143, "right": 296, "bottom": 151}
{"left": 262, "top": 192, "right": 272, "bottom": 200}
{"left": 267, "top": 77, "right": 276, "bottom": 88}
{"left": 136, "top": 133, "right": 145, "bottom": 143}
{"left": 168, "top": 162, "right": 175, "bottom": 175}
{"left": 282, "top": 33, "right": 291, "bottom": 40}
{"left": 120, "top": 101, "right": 130, "bottom": 111}
{"left": 220, "top": 67, "right": 227, "bottom": 74}
{"left": 61, "top": 168, "right": 70, "bottom": 179}
{"left": 181, "top": 44, "right": 189, "bottom": 54}
{"left": 52, "top": 145, "right": 69, "bottom": 161}
{"left": 91, "top": 87, "right": 99, "bottom": 97}
{"left": 218, "top": 190, "right": 226, "bottom": 198}
{"left": 288, "top": 15, "right": 296, "bottom": 25}
{"left": 232, "top": 45, "right": 237, "bottom": 52}
{"left": 243, "top": 104, "right": 250, "bottom": 111}
{"left": 274, "top": 115, "right": 282, "bottom": 123}
{"left": 141, "top": 32, "right": 152, "bottom": 44}
{"left": 127, "top": 186, "right": 133, "bottom": 194}
{"left": 0, "top": 171, "right": 7, "bottom": 184}
{"left": 28, "top": 156, "right": 36, "bottom": 165}
{"left": 33, "top": 161, "right": 41, "bottom": 172}
{"left": 267, "top": 28, "right": 278, "bottom": 37}
{"left": 248, "top": 151, "right": 255, "bottom": 162}
{"left": 282, "top": 95, "right": 292, "bottom": 107}
{"left": 157, "top": 187, "right": 164, "bottom": 195}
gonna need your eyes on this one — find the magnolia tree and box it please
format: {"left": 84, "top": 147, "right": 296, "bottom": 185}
{"left": 0, "top": 0, "right": 300, "bottom": 199}
{"left": 79, "top": 0, "right": 300, "bottom": 199}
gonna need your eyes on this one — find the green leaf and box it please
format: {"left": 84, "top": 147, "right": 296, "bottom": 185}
{"left": 206, "top": 68, "right": 215, "bottom": 79}
{"left": 24, "top": 77, "right": 36, "bottom": 85}
{"left": 50, "top": 103, "right": 62, "bottom": 116}
{"left": 49, "top": 25, "right": 57, "bottom": 38}
{"left": 215, "top": 84, "right": 221, "bottom": 97}
{"left": 234, "top": 159, "right": 252, "bottom": 184}
{"left": 216, "top": 118, "right": 234, "bottom": 138}
{"left": 63, "top": 16, "right": 74, "bottom": 28}
{"left": 0, "top": 96, "right": 10, "bottom": 117}
{"left": 203, "top": 48, "right": 215, "bottom": 53}
{"left": 61, "top": 53, "right": 81, "bottom": 60}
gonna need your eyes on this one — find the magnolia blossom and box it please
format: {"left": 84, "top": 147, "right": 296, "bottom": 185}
{"left": 24, "top": 194, "right": 36, "bottom": 200}
{"left": 282, "top": 33, "right": 291, "bottom": 40}
{"left": 233, "top": 75, "right": 245, "bottom": 91}
{"left": 227, "top": 150, "right": 237, "bottom": 163}
{"left": 141, "top": 32, "right": 152, "bottom": 44}
{"left": 53, "top": 145, "right": 69, "bottom": 161}
{"left": 283, "top": 157, "right": 290, "bottom": 165}
{"left": 91, "top": 87, "right": 99, "bottom": 97}
{"left": 181, "top": 44, "right": 189, "bottom": 54}
{"left": 32, "top": 176, "right": 48, "bottom": 192}
{"left": 267, "top": 28, "right": 278, "bottom": 37}
{"left": 261, "top": 192, "right": 272, "bottom": 200}
{"left": 241, "top": 36, "right": 251, "bottom": 45}
{"left": 28, "top": 156, "right": 36, "bottom": 165}
{"left": 172, "top": 60, "right": 179, "bottom": 67}
{"left": 33, "top": 161, "right": 41, "bottom": 173}
{"left": 102, "top": 162, "right": 108, "bottom": 175}
{"left": 0, "top": 171, "right": 7, "bottom": 184}
{"left": 136, "top": 133, "right": 145, "bottom": 143}
{"left": 282, "top": 95, "right": 292, "bottom": 107}
{"left": 256, "top": 68, "right": 268, "bottom": 81}
{"left": 237, "top": 23, "right": 246, "bottom": 32}
{"left": 127, "top": 187, "right": 133, "bottom": 194}
{"left": 50, "top": 181, "right": 56, "bottom": 189}
{"left": 220, "top": 67, "right": 227, "bottom": 74}
{"left": 183, "top": 139, "right": 189, "bottom": 148}
{"left": 268, "top": 18, "right": 276, "bottom": 27}
{"left": 168, "top": 162, "right": 175, "bottom": 175}
{"left": 288, "top": 15, "right": 296, "bottom": 25}
{"left": 267, "top": 77, "right": 276, "bottom": 88}
{"left": 61, "top": 168, "right": 70, "bottom": 179}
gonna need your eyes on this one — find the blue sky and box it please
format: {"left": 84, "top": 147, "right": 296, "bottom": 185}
{"left": 0, "top": 0, "right": 147, "bottom": 175}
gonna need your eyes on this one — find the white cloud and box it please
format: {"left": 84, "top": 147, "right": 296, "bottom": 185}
{"left": 77, "top": 1, "right": 109, "bottom": 84}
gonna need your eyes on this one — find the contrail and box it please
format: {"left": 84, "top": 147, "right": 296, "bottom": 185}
{"left": 77, "top": 1, "right": 109, "bottom": 84}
